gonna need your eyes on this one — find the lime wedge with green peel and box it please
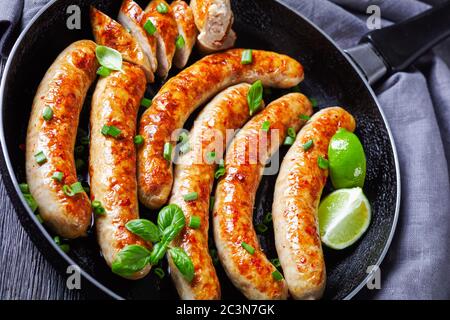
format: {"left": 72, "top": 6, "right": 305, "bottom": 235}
{"left": 318, "top": 187, "right": 371, "bottom": 250}
{"left": 328, "top": 128, "right": 366, "bottom": 189}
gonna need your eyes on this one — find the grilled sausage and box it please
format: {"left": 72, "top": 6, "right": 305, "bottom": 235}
{"left": 90, "top": 6, "right": 154, "bottom": 82}
{"left": 272, "top": 107, "right": 356, "bottom": 299}
{"left": 171, "top": 0, "right": 197, "bottom": 69}
{"left": 196, "top": 29, "right": 236, "bottom": 54}
{"left": 144, "top": 0, "right": 178, "bottom": 78}
{"left": 118, "top": 0, "right": 158, "bottom": 73}
{"left": 212, "top": 93, "right": 313, "bottom": 299}
{"left": 191, "top": 0, "right": 235, "bottom": 51}
{"left": 169, "top": 83, "right": 255, "bottom": 300}
{"left": 25, "top": 40, "right": 98, "bottom": 239}
{"left": 90, "top": 62, "right": 151, "bottom": 279}
{"left": 137, "top": 49, "right": 304, "bottom": 209}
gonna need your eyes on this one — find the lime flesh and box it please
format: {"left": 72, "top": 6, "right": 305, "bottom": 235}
{"left": 318, "top": 187, "right": 371, "bottom": 250}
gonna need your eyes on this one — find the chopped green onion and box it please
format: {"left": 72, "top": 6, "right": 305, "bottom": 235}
{"left": 318, "top": 156, "right": 329, "bottom": 169}
{"left": 214, "top": 160, "right": 225, "bottom": 179}
{"left": 256, "top": 223, "right": 268, "bottom": 233}
{"left": 19, "top": 183, "right": 30, "bottom": 194}
{"left": 92, "top": 200, "right": 106, "bottom": 215}
{"left": 183, "top": 192, "right": 198, "bottom": 202}
{"left": 134, "top": 135, "right": 144, "bottom": 145}
{"left": 95, "top": 45, "right": 122, "bottom": 71}
{"left": 271, "top": 258, "right": 281, "bottom": 268}
{"left": 52, "top": 171, "right": 64, "bottom": 182}
{"left": 101, "top": 125, "right": 122, "bottom": 138}
{"left": 141, "top": 97, "right": 152, "bottom": 108}
{"left": 143, "top": 19, "right": 157, "bottom": 35}
{"left": 303, "top": 139, "right": 314, "bottom": 151}
{"left": 209, "top": 196, "right": 215, "bottom": 212}
{"left": 261, "top": 120, "right": 270, "bottom": 132}
{"left": 178, "top": 132, "right": 188, "bottom": 144}
{"left": 36, "top": 214, "right": 44, "bottom": 224}
{"left": 209, "top": 248, "right": 219, "bottom": 265}
{"left": 283, "top": 136, "right": 295, "bottom": 146}
{"left": 180, "top": 142, "right": 190, "bottom": 154}
{"left": 272, "top": 270, "right": 284, "bottom": 281}
{"left": 75, "top": 159, "right": 84, "bottom": 171}
{"left": 96, "top": 66, "right": 111, "bottom": 77}
{"left": 156, "top": 2, "right": 168, "bottom": 13}
{"left": 189, "top": 215, "right": 201, "bottom": 229}
{"left": 154, "top": 267, "right": 165, "bottom": 279}
{"left": 299, "top": 114, "right": 311, "bottom": 121}
{"left": 163, "top": 142, "right": 172, "bottom": 162}
{"left": 23, "top": 194, "right": 38, "bottom": 212}
{"left": 241, "top": 242, "right": 255, "bottom": 255}
{"left": 54, "top": 236, "right": 61, "bottom": 245}
{"left": 80, "top": 136, "right": 90, "bottom": 146}
{"left": 63, "top": 182, "right": 84, "bottom": 197}
{"left": 59, "top": 244, "right": 70, "bottom": 253}
{"left": 74, "top": 145, "right": 84, "bottom": 156}
{"left": 291, "top": 85, "right": 301, "bottom": 92}
{"left": 263, "top": 212, "right": 272, "bottom": 224}
{"left": 176, "top": 35, "right": 185, "bottom": 49}
{"left": 206, "top": 151, "right": 216, "bottom": 163}
{"left": 34, "top": 151, "right": 47, "bottom": 165}
{"left": 310, "top": 98, "right": 318, "bottom": 108}
{"left": 287, "top": 127, "right": 296, "bottom": 138}
{"left": 42, "top": 106, "right": 53, "bottom": 121}
{"left": 241, "top": 49, "right": 253, "bottom": 64}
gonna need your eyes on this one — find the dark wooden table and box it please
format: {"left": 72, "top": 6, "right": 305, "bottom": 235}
{"left": 0, "top": 58, "right": 83, "bottom": 299}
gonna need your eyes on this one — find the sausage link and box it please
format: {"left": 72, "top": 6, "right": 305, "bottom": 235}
{"left": 169, "top": 83, "right": 254, "bottom": 299}
{"left": 90, "top": 62, "right": 151, "bottom": 279}
{"left": 138, "top": 49, "right": 304, "bottom": 209}
{"left": 272, "top": 107, "right": 356, "bottom": 299}
{"left": 213, "top": 93, "right": 313, "bottom": 299}
{"left": 171, "top": 0, "right": 198, "bottom": 69}
{"left": 26, "top": 40, "right": 98, "bottom": 239}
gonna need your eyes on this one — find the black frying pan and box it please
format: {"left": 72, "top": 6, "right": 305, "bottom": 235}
{"left": 1, "top": 0, "right": 448, "bottom": 300}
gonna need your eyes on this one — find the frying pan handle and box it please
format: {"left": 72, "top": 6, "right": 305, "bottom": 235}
{"left": 346, "top": 1, "right": 450, "bottom": 84}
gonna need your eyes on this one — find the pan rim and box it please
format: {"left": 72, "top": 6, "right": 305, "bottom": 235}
{"left": 0, "top": 0, "right": 401, "bottom": 300}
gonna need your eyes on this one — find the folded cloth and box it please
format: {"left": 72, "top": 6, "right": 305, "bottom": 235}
{"left": 0, "top": 0, "right": 23, "bottom": 57}
{"left": 1, "top": 0, "right": 450, "bottom": 299}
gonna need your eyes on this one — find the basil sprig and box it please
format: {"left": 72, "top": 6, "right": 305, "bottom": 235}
{"left": 111, "top": 244, "right": 151, "bottom": 277}
{"left": 112, "top": 204, "right": 194, "bottom": 281}
{"left": 247, "top": 80, "right": 263, "bottom": 115}
{"left": 169, "top": 247, "right": 194, "bottom": 282}
{"left": 126, "top": 219, "right": 160, "bottom": 243}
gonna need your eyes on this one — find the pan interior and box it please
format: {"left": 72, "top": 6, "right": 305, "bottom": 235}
{"left": 0, "top": 0, "right": 398, "bottom": 300}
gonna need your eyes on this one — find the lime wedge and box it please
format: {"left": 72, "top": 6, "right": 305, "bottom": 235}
{"left": 318, "top": 187, "right": 371, "bottom": 250}
{"left": 328, "top": 128, "right": 366, "bottom": 189}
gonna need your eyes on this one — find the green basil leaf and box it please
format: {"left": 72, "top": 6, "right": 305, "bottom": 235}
{"left": 126, "top": 219, "right": 161, "bottom": 243}
{"left": 247, "top": 80, "right": 263, "bottom": 115}
{"left": 148, "top": 242, "right": 168, "bottom": 265}
{"left": 169, "top": 247, "right": 194, "bottom": 282}
{"left": 111, "top": 244, "right": 151, "bottom": 277}
{"left": 157, "top": 204, "right": 185, "bottom": 242}
{"left": 95, "top": 45, "right": 123, "bottom": 71}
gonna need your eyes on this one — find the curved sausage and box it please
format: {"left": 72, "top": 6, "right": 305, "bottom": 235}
{"left": 144, "top": 0, "right": 178, "bottom": 78}
{"left": 138, "top": 49, "right": 304, "bottom": 210}
{"left": 25, "top": 40, "right": 98, "bottom": 239}
{"left": 90, "top": 6, "right": 154, "bottom": 82}
{"left": 89, "top": 62, "right": 151, "bottom": 279}
{"left": 212, "top": 93, "right": 313, "bottom": 299}
{"left": 190, "top": 0, "right": 235, "bottom": 51}
{"left": 118, "top": 0, "right": 158, "bottom": 73}
{"left": 171, "top": 0, "right": 198, "bottom": 69}
{"left": 169, "top": 83, "right": 254, "bottom": 299}
{"left": 272, "top": 107, "right": 356, "bottom": 299}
